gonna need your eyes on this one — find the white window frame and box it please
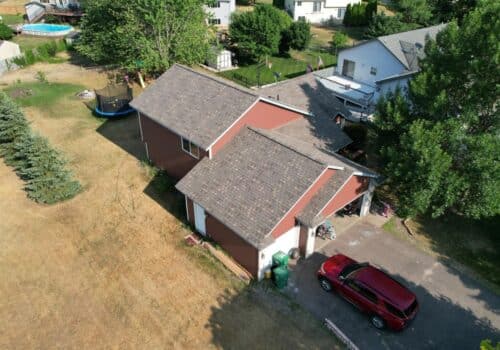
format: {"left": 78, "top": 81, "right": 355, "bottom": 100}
{"left": 181, "top": 137, "right": 200, "bottom": 159}
{"left": 209, "top": 18, "right": 221, "bottom": 25}
{"left": 296, "top": 1, "right": 302, "bottom": 6}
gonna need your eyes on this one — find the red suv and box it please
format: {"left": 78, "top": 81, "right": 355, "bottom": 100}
{"left": 317, "top": 254, "right": 418, "bottom": 331}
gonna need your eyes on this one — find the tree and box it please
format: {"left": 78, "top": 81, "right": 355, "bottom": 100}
{"left": 272, "top": 0, "right": 285, "bottom": 9}
{"left": 365, "top": 13, "right": 419, "bottom": 38}
{"left": 429, "top": 0, "right": 477, "bottom": 23}
{"left": 230, "top": 4, "right": 292, "bottom": 63}
{"left": 330, "top": 31, "right": 348, "bottom": 55}
{"left": 0, "top": 22, "right": 13, "bottom": 40}
{"left": 77, "top": 0, "right": 211, "bottom": 74}
{"left": 281, "top": 20, "right": 311, "bottom": 53}
{"left": 0, "top": 92, "right": 30, "bottom": 160}
{"left": 372, "top": 0, "right": 500, "bottom": 219}
{"left": 393, "top": 0, "right": 433, "bottom": 25}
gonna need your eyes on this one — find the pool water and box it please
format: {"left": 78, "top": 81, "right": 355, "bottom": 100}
{"left": 22, "top": 24, "right": 73, "bottom": 36}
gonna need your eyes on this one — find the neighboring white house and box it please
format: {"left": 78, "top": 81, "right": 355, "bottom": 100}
{"left": 205, "top": 0, "right": 236, "bottom": 27}
{"left": 314, "top": 24, "right": 447, "bottom": 119}
{"left": 284, "top": 0, "right": 361, "bottom": 23}
{"left": 0, "top": 41, "right": 21, "bottom": 75}
{"left": 29, "top": 0, "right": 81, "bottom": 9}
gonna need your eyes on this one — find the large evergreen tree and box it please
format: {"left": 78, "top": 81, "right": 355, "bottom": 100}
{"left": 77, "top": 0, "right": 211, "bottom": 74}
{"left": 372, "top": 0, "right": 499, "bottom": 219}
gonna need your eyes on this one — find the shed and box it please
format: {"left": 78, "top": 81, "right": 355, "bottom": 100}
{"left": 207, "top": 48, "right": 232, "bottom": 71}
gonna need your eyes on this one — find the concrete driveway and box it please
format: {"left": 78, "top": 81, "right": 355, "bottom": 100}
{"left": 286, "top": 219, "right": 500, "bottom": 350}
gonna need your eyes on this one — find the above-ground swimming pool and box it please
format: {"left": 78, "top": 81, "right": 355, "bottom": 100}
{"left": 22, "top": 24, "right": 74, "bottom": 37}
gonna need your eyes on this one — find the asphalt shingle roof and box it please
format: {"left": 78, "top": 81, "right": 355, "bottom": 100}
{"left": 296, "top": 170, "right": 354, "bottom": 227}
{"left": 130, "top": 64, "right": 259, "bottom": 150}
{"left": 260, "top": 73, "right": 353, "bottom": 151}
{"left": 176, "top": 127, "right": 327, "bottom": 249}
{"left": 377, "top": 24, "right": 447, "bottom": 71}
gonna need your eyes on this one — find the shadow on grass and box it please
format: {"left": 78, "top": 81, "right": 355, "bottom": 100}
{"left": 411, "top": 214, "right": 500, "bottom": 297}
{"left": 206, "top": 281, "right": 342, "bottom": 349}
{"left": 95, "top": 114, "right": 188, "bottom": 223}
{"left": 288, "top": 252, "right": 500, "bottom": 350}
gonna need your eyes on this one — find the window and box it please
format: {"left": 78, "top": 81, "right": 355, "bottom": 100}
{"left": 209, "top": 18, "right": 221, "bottom": 25}
{"left": 358, "top": 285, "right": 378, "bottom": 303}
{"left": 370, "top": 67, "right": 377, "bottom": 75}
{"left": 337, "top": 7, "right": 346, "bottom": 18}
{"left": 313, "top": 1, "right": 321, "bottom": 12}
{"left": 296, "top": 1, "right": 302, "bottom": 6}
{"left": 341, "top": 59, "right": 355, "bottom": 79}
{"left": 298, "top": 16, "right": 306, "bottom": 21}
{"left": 385, "top": 302, "right": 405, "bottom": 318}
{"left": 346, "top": 280, "right": 377, "bottom": 303}
{"left": 181, "top": 137, "right": 200, "bottom": 159}
{"left": 208, "top": 1, "right": 220, "bottom": 8}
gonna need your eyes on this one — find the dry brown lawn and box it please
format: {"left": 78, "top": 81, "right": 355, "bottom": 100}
{"left": 0, "top": 63, "right": 340, "bottom": 349}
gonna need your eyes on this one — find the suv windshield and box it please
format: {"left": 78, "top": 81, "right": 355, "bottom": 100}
{"left": 339, "top": 262, "right": 368, "bottom": 280}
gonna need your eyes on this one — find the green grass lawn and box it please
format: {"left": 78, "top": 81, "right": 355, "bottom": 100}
{"left": 5, "top": 82, "right": 86, "bottom": 116}
{"left": 0, "top": 13, "right": 24, "bottom": 25}
{"left": 12, "top": 35, "right": 60, "bottom": 52}
{"left": 219, "top": 51, "right": 336, "bottom": 87}
{"left": 383, "top": 214, "right": 500, "bottom": 291}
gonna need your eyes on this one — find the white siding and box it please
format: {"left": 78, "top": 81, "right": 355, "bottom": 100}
{"left": 286, "top": 0, "right": 360, "bottom": 23}
{"left": 257, "top": 226, "right": 300, "bottom": 280}
{"left": 337, "top": 40, "right": 406, "bottom": 86}
{"left": 377, "top": 76, "right": 411, "bottom": 99}
{"left": 205, "top": 0, "right": 236, "bottom": 26}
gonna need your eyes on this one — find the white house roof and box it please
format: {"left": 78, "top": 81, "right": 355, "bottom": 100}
{"left": 377, "top": 24, "right": 447, "bottom": 71}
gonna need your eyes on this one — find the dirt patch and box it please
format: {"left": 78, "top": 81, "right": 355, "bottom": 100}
{"left": 8, "top": 87, "right": 34, "bottom": 99}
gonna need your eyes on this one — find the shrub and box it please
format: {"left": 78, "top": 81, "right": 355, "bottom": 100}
{"left": 286, "top": 20, "right": 311, "bottom": 51}
{"left": 35, "top": 71, "right": 48, "bottom": 84}
{"left": 0, "top": 22, "right": 13, "bottom": 40}
{"left": 24, "top": 49, "right": 37, "bottom": 65}
{"left": 365, "top": 13, "right": 420, "bottom": 38}
{"left": 0, "top": 92, "right": 81, "bottom": 204}
{"left": 330, "top": 32, "right": 349, "bottom": 54}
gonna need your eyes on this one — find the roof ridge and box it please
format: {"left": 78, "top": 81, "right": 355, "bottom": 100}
{"left": 377, "top": 23, "right": 446, "bottom": 41}
{"left": 248, "top": 127, "right": 332, "bottom": 168}
{"left": 173, "top": 63, "right": 258, "bottom": 98}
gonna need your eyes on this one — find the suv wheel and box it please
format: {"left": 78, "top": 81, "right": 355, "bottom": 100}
{"left": 370, "top": 315, "right": 385, "bottom": 329}
{"left": 319, "top": 278, "right": 332, "bottom": 292}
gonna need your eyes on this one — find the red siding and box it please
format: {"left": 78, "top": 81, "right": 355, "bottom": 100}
{"left": 271, "top": 169, "right": 334, "bottom": 238}
{"left": 140, "top": 113, "right": 208, "bottom": 180}
{"left": 205, "top": 213, "right": 259, "bottom": 277}
{"left": 210, "top": 100, "right": 303, "bottom": 155}
{"left": 320, "top": 175, "right": 369, "bottom": 218}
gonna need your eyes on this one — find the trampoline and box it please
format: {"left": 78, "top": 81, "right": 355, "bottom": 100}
{"left": 94, "top": 84, "right": 135, "bottom": 117}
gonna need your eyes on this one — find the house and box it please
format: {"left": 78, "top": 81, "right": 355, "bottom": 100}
{"left": 316, "top": 24, "right": 447, "bottom": 117}
{"left": 29, "top": 0, "right": 81, "bottom": 9}
{"left": 0, "top": 41, "right": 21, "bottom": 75}
{"left": 284, "top": 0, "right": 361, "bottom": 23}
{"left": 130, "top": 64, "right": 352, "bottom": 180}
{"left": 205, "top": 0, "right": 236, "bottom": 26}
{"left": 25, "top": 0, "right": 83, "bottom": 22}
{"left": 130, "top": 64, "right": 378, "bottom": 279}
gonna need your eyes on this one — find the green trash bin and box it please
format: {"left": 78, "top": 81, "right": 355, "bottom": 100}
{"left": 272, "top": 251, "right": 289, "bottom": 267}
{"left": 273, "top": 266, "right": 289, "bottom": 289}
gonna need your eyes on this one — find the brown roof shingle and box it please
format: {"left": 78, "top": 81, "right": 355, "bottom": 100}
{"left": 176, "top": 127, "right": 327, "bottom": 248}
{"left": 130, "top": 64, "right": 259, "bottom": 150}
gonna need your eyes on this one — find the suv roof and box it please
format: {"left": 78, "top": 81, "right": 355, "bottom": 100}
{"left": 354, "top": 266, "right": 415, "bottom": 310}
